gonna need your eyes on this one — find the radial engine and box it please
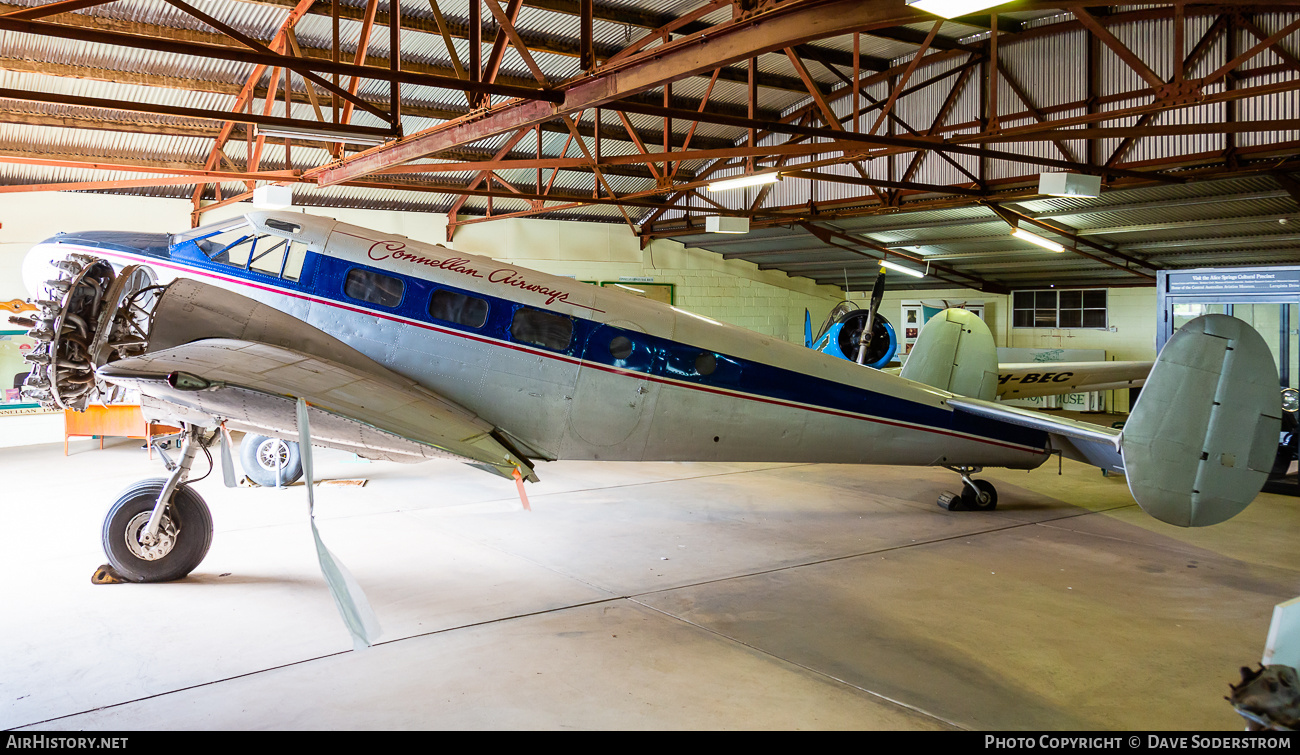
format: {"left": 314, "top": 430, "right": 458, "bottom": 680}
{"left": 9, "top": 254, "right": 160, "bottom": 411}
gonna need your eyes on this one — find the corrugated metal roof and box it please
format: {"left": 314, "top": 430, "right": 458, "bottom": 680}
{"left": 2, "top": 0, "right": 1299, "bottom": 294}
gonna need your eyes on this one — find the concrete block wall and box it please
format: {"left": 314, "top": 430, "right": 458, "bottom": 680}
{"left": 448, "top": 216, "right": 843, "bottom": 344}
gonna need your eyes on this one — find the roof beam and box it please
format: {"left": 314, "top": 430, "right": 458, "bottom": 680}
{"left": 315, "top": 0, "right": 934, "bottom": 185}
{"left": 0, "top": 14, "right": 560, "bottom": 104}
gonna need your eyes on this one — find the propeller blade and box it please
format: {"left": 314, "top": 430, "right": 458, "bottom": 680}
{"left": 219, "top": 424, "right": 237, "bottom": 488}
{"left": 297, "top": 398, "right": 382, "bottom": 650}
{"left": 855, "top": 264, "right": 887, "bottom": 365}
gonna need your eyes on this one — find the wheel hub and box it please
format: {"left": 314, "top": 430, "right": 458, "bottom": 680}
{"left": 256, "top": 438, "right": 290, "bottom": 472}
{"left": 124, "top": 511, "right": 178, "bottom": 561}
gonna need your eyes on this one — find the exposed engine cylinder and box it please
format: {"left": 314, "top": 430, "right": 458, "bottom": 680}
{"left": 13, "top": 254, "right": 161, "bottom": 411}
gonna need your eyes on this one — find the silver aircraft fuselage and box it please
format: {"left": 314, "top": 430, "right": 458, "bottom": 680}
{"left": 26, "top": 211, "right": 1052, "bottom": 472}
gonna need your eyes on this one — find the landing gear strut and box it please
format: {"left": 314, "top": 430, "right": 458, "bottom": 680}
{"left": 938, "top": 466, "right": 998, "bottom": 512}
{"left": 101, "top": 424, "right": 215, "bottom": 582}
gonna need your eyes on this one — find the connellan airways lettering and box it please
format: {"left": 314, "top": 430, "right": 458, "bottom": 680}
{"left": 366, "top": 240, "right": 603, "bottom": 312}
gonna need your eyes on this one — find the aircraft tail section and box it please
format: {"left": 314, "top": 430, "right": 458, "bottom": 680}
{"left": 1120, "top": 314, "right": 1281, "bottom": 527}
{"left": 900, "top": 308, "right": 999, "bottom": 400}
{"left": 949, "top": 314, "right": 1281, "bottom": 527}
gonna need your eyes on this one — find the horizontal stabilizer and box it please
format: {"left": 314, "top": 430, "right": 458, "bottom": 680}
{"left": 1121, "top": 315, "right": 1280, "bottom": 527}
{"left": 947, "top": 396, "right": 1124, "bottom": 473}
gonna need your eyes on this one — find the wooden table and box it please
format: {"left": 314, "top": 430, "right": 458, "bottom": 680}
{"left": 64, "top": 404, "right": 180, "bottom": 456}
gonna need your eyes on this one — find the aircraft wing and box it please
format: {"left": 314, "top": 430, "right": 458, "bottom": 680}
{"left": 946, "top": 395, "right": 1125, "bottom": 473}
{"left": 97, "top": 338, "right": 537, "bottom": 481}
{"left": 996, "top": 360, "right": 1153, "bottom": 399}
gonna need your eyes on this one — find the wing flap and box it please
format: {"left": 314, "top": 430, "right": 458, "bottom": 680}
{"left": 98, "top": 338, "right": 536, "bottom": 481}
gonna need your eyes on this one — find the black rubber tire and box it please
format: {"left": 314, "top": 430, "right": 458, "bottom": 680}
{"left": 102, "top": 478, "right": 213, "bottom": 583}
{"left": 961, "top": 479, "right": 998, "bottom": 511}
{"left": 240, "top": 434, "right": 303, "bottom": 487}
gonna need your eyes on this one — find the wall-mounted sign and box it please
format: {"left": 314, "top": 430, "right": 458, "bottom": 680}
{"left": 1165, "top": 269, "right": 1300, "bottom": 295}
{"left": 619, "top": 276, "right": 655, "bottom": 283}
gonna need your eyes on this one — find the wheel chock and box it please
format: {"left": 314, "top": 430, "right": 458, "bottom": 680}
{"left": 91, "top": 564, "right": 128, "bottom": 585}
{"left": 937, "top": 491, "right": 963, "bottom": 511}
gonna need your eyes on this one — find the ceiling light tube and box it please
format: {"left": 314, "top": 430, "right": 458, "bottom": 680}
{"left": 906, "top": 0, "right": 1010, "bottom": 19}
{"left": 880, "top": 259, "right": 926, "bottom": 278}
{"left": 1011, "top": 227, "right": 1066, "bottom": 253}
{"left": 255, "top": 124, "right": 390, "bottom": 146}
{"left": 706, "top": 172, "right": 781, "bottom": 192}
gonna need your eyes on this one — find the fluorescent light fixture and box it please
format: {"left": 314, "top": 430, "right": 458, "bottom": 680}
{"left": 705, "top": 216, "right": 750, "bottom": 234}
{"left": 706, "top": 172, "right": 781, "bottom": 192}
{"left": 1012, "top": 227, "right": 1065, "bottom": 253}
{"left": 906, "top": 0, "right": 1010, "bottom": 19}
{"left": 255, "top": 124, "right": 389, "bottom": 146}
{"left": 252, "top": 184, "right": 293, "bottom": 210}
{"left": 1038, "top": 172, "right": 1102, "bottom": 198}
{"left": 880, "top": 259, "right": 926, "bottom": 278}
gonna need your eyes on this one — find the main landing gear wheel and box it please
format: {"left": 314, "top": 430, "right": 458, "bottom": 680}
{"left": 102, "top": 478, "right": 213, "bottom": 582}
{"left": 241, "top": 434, "right": 303, "bottom": 487}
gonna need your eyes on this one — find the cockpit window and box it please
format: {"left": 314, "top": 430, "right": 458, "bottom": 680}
{"left": 195, "top": 224, "right": 307, "bottom": 281}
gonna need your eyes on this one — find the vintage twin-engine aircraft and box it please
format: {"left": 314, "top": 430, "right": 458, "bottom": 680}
{"left": 13, "top": 210, "right": 1284, "bottom": 585}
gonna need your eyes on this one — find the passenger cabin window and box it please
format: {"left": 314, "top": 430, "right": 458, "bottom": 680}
{"left": 344, "top": 268, "right": 404, "bottom": 308}
{"left": 510, "top": 307, "right": 573, "bottom": 351}
{"left": 429, "top": 289, "right": 489, "bottom": 329}
{"left": 196, "top": 222, "right": 308, "bottom": 281}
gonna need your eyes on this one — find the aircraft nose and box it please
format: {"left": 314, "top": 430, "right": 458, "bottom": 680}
{"left": 21, "top": 242, "right": 66, "bottom": 300}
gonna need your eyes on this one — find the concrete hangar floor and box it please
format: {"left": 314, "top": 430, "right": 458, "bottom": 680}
{"left": 2, "top": 431, "right": 1297, "bottom": 731}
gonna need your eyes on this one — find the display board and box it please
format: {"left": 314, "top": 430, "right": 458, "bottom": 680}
{"left": 0, "top": 330, "right": 52, "bottom": 415}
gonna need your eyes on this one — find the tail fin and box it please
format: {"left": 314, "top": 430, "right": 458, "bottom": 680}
{"left": 1122, "top": 314, "right": 1281, "bottom": 527}
{"left": 899, "top": 308, "right": 999, "bottom": 400}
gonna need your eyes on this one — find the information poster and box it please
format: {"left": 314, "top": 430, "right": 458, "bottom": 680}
{"left": 0, "top": 330, "right": 54, "bottom": 415}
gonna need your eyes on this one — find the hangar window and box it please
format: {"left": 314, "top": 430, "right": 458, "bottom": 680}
{"left": 344, "top": 268, "right": 405, "bottom": 308}
{"left": 1013, "top": 289, "right": 1107, "bottom": 329}
{"left": 429, "top": 289, "right": 489, "bottom": 329}
{"left": 510, "top": 307, "right": 573, "bottom": 351}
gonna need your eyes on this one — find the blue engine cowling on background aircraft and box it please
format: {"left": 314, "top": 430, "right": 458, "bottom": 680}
{"left": 804, "top": 304, "right": 898, "bottom": 369}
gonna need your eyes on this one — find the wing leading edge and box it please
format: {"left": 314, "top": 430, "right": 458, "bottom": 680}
{"left": 98, "top": 338, "right": 537, "bottom": 482}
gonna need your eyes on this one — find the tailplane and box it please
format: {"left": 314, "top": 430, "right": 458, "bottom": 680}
{"left": 944, "top": 313, "right": 1280, "bottom": 527}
